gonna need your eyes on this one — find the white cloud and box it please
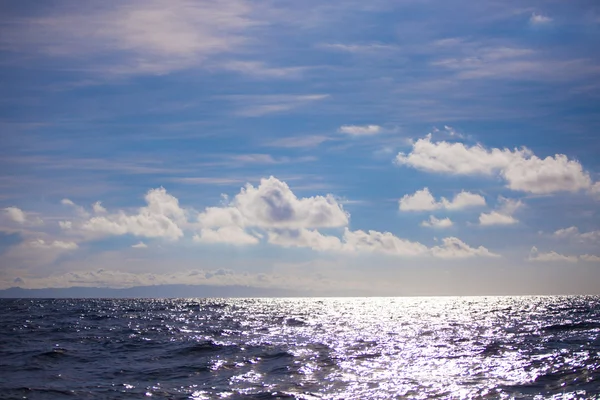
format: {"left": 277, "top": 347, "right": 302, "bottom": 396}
{"left": 430, "top": 237, "right": 499, "bottom": 259}
{"left": 266, "top": 227, "right": 495, "bottom": 259}
{"left": 445, "top": 191, "right": 487, "bottom": 210}
{"left": 228, "top": 154, "right": 279, "bottom": 164}
{"left": 6, "top": 0, "right": 259, "bottom": 77}
{"left": 396, "top": 136, "right": 595, "bottom": 194}
{"left": 553, "top": 226, "right": 579, "bottom": 238}
{"left": 28, "top": 239, "right": 78, "bottom": 250}
{"left": 479, "top": 212, "right": 518, "bottom": 226}
{"left": 528, "top": 246, "right": 578, "bottom": 263}
{"left": 553, "top": 226, "right": 600, "bottom": 243}
{"left": 172, "top": 177, "right": 245, "bottom": 185}
{"left": 59, "top": 221, "right": 72, "bottom": 230}
{"left": 322, "top": 43, "right": 397, "bottom": 53}
{"left": 193, "top": 226, "right": 259, "bottom": 245}
{"left": 131, "top": 241, "right": 147, "bottom": 248}
{"left": 198, "top": 206, "right": 245, "bottom": 229}
{"left": 443, "top": 125, "right": 464, "bottom": 138}
{"left": 399, "top": 188, "right": 438, "bottom": 211}
{"left": 82, "top": 187, "right": 186, "bottom": 240}
{"left": 502, "top": 155, "right": 590, "bottom": 194}
{"left": 4, "top": 207, "right": 26, "bottom": 223}
{"left": 92, "top": 201, "right": 107, "bottom": 213}
{"left": 230, "top": 176, "right": 349, "bottom": 229}
{"left": 233, "top": 94, "right": 329, "bottom": 117}
{"left": 399, "top": 187, "right": 485, "bottom": 211}
{"left": 343, "top": 228, "right": 429, "bottom": 256}
{"left": 3, "top": 206, "right": 43, "bottom": 225}
{"left": 268, "top": 135, "right": 329, "bottom": 148}
{"left": 61, "top": 198, "right": 89, "bottom": 217}
{"left": 338, "top": 125, "right": 382, "bottom": 136}
{"left": 530, "top": 13, "right": 552, "bottom": 24}
{"left": 223, "top": 61, "right": 307, "bottom": 79}
{"left": 580, "top": 254, "right": 600, "bottom": 262}
{"left": 479, "top": 197, "right": 523, "bottom": 226}
{"left": 267, "top": 228, "right": 343, "bottom": 252}
{"left": 192, "top": 176, "right": 348, "bottom": 245}
{"left": 421, "top": 216, "right": 453, "bottom": 228}
{"left": 4, "top": 177, "right": 497, "bottom": 260}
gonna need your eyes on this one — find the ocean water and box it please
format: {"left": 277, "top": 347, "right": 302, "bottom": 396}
{"left": 1, "top": 296, "right": 599, "bottom": 399}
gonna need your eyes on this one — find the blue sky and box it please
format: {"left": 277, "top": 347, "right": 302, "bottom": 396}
{"left": 1, "top": 0, "right": 599, "bottom": 295}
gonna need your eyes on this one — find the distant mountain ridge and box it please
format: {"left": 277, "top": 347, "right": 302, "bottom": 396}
{"left": 0, "top": 284, "right": 307, "bottom": 298}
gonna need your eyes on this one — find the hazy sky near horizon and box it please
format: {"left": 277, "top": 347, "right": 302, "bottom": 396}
{"left": 1, "top": 0, "right": 599, "bottom": 295}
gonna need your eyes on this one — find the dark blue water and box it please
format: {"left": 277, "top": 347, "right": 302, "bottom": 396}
{"left": 1, "top": 296, "right": 599, "bottom": 399}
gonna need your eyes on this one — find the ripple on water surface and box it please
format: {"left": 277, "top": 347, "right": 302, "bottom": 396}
{"left": 1, "top": 296, "right": 599, "bottom": 399}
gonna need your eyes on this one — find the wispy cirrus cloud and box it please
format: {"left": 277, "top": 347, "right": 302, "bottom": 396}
{"left": 338, "top": 125, "right": 382, "bottom": 136}
{"left": 170, "top": 177, "right": 247, "bottom": 185}
{"left": 222, "top": 61, "right": 311, "bottom": 79}
{"left": 319, "top": 43, "right": 398, "bottom": 53}
{"left": 266, "top": 135, "right": 330, "bottom": 148}
{"left": 227, "top": 94, "right": 330, "bottom": 117}
{"left": 1, "top": 0, "right": 260, "bottom": 76}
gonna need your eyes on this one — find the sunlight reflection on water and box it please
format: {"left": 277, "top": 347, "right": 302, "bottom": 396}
{"left": 1, "top": 296, "right": 599, "bottom": 399}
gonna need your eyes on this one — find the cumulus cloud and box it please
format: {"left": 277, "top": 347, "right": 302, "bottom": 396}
{"left": 59, "top": 221, "right": 72, "bottom": 230}
{"left": 396, "top": 136, "right": 595, "bottom": 194}
{"left": 530, "top": 13, "right": 552, "bottom": 24}
{"left": 343, "top": 228, "right": 429, "bottom": 256}
{"left": 399, "top": 188, "right": 438, "bottom": 211}
{"left": 82, "top": 187, "right": 186, "bottom": 240}
{"left": 198, "top": 206, "right": 245, "bottom": 229}
{"left": 430, "top": 237, "right": 499, "bottom": 258}
{"left": 3, "top": 206, "right": 43, "bottom": 225}
{"left": 479, "top": 197, "right": 523, "bottom": 226}
{"left": 216, "top": 176, "right": 348, "bottom": 229}
{"left": 399, "top": 187, "right": 485, "bottom": 211}
{"left": 92, "top": 201, "right": 107, "bottom": 213}
{"left": 479, "top": 212, "right": 518, "bottom": 226}
{"left": 193, "top": 227, "right": 259, "bottom": 245}
{"left": 528, "top": 247, "right": 578, "bottom": 263}
{"left": 61, "top": 198, "right": 89, "bottom": 217}
{"left": 580, "top": 254, "right": 600, "bottom": 262}
{"left": 553, "top": 226, "right": 600, "bottom": 243}
{"left": 338, "top": 125, "right": 382, "bottom": 136}
{"left": 193, "top": 176, "right": 348, "bottom": 245}
{"left": 267, "top": 228, "right": 343, "bottom": 252}
{"left": 446, "top": 191, "right": 487, "bottom": 210}
{"left": 421, "top": 215, "right": 453, "bottom": 228}
{"left": 7, "top": 176, "right": 497, "bottom": 260}
{"left": 131, "top": 241, "right": 147, "bottom": 248}
{"left": 265, "top": 227, "right": 495, "bottom": 259}
{"left": 4, "top": 207, "right": 26, "bottom": 223}
{"left": 28, "top": 239, "right": 78, "bottom": 250}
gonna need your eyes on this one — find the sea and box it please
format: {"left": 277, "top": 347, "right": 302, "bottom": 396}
{"left": 1, "top": 296, "right": 599, "bottom": 399}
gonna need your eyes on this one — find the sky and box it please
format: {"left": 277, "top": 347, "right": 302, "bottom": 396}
{"left": 1, "top": 0, "right": 599, "bottom": 296}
